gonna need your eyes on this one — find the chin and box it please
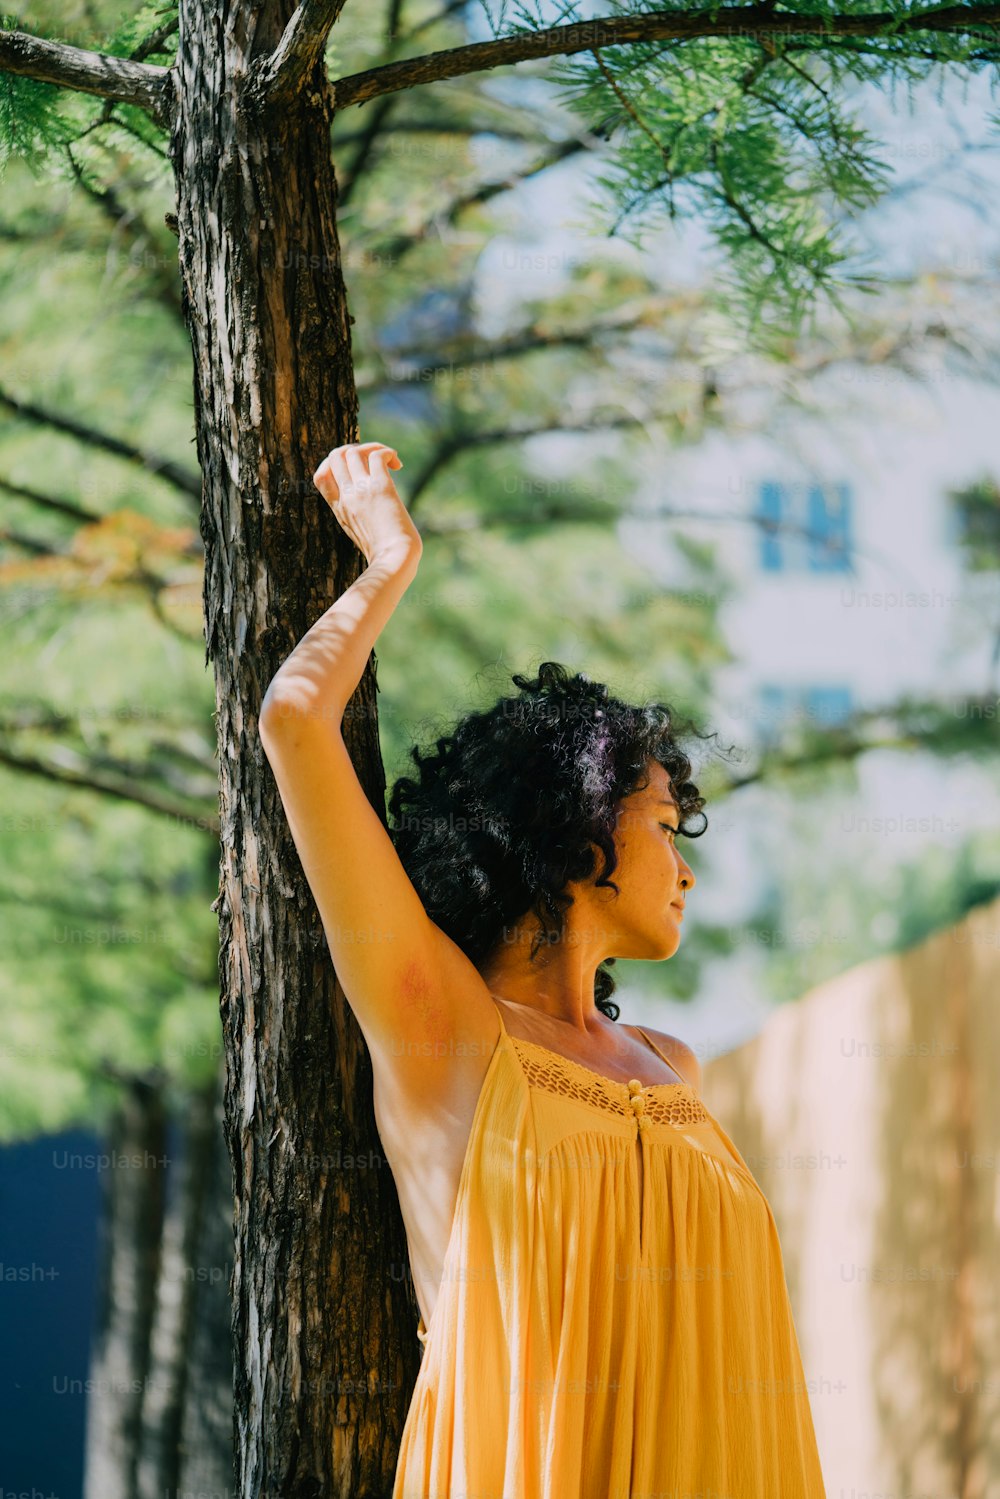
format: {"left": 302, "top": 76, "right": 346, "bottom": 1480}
{"left": 647, "top": 928, "right": 681, "bottom": 961}
{"left": 617, "top": 924, "right": 682, "bottom": 961}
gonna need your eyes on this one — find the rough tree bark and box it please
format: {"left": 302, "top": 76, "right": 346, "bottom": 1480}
{"left": 82, "top": 1070, "right": 235, "bottom": 1499}
{"left": 168, "top": 3, "right": 422, "bottom": 1493}
{"left": 177, "top": 1067, "right": 241, "bottom": 1499}
{"left": 83, "top": 1076, "right": 168, "bottom": 1499}
{"left": 136, "top": 1072, "right": 232, "bottom": 1499}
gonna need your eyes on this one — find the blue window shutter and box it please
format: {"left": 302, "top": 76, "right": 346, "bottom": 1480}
{"left": 802, "top": 685, "right": 853, "bottom": 728}
{"left": 807, "top": 482, "right": 852, "bottom": 572}
{"left": 758, "top": 481, "right": 785, "bottom": 571}
{"left": 758, "top": 684, "right": 789, "bottom": 743}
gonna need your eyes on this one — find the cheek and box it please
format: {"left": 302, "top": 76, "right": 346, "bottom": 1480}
{"left": 630, "top": 834, "right": 667, "bottom": 879}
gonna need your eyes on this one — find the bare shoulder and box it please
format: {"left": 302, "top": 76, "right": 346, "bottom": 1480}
{"left": 632, "top": 1023, "right": 703, "bottom": 1096}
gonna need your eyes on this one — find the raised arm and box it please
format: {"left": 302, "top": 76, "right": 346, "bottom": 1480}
{"left": 260, "top": 442, "right": 421, "bottom": 727}
{"left": 259, "top": 442, "right": 494, "bottom": 1075}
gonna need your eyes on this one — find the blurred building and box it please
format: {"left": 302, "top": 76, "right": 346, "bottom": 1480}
{"left": 702, "top": 889, "right": 1000, "bottom": 1497}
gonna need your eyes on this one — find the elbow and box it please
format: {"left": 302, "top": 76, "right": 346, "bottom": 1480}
{"left": 259, "top": 681, "right": 343, "bottom": 748}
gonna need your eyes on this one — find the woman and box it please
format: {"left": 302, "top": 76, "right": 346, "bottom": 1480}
{"left": 259, "top": 441, "right": 828, "bottom": 1499}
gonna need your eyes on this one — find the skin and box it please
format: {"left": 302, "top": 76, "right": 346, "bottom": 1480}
{"left": 260, "top": 440, "right": 703, "bottom": 1336}
{"left": 478, "top": 755, "right": 697, "bottom": 1074}
{"left": 391, "top": 763, "right": 701, "bottom": 1339}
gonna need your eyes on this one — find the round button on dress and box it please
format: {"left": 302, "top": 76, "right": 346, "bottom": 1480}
{"left": 395, "top": 1002, "right": 827, "bottom": 1498}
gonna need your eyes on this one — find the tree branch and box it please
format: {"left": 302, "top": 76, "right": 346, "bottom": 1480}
{"left": 0, "top": 25, "right": 173, "bottom": 125}
{"left": 0, "top": 527, "right": 58, "bottom": 555}
{"left": 129, "top": 16, "right": 178, "bottom": 64}
{"left": 330, "top": 3, "right": 1000, "bottom": 109}
{"left": 359, "top": 300, "right": 676, "bottom": 388}
{"left": 406, "top": 409, "right": 666, "bottom": 510}
{"left": 0, "top": 740, "right": 218, "bottom": 833}
{"left": 0, "top": 473, "right": 102, "bottom": 523}
{"left": 0, "top": 880, "right": 163, "bottom": 928}
{"left": 63, "top": 143, "right": 184, "bottom": 320}
{"left": 375, "top": 134, "right": 590, "bottom": 259}
{"left": 250, "top": 0, "right": 349, "bottom": 108}
{"left": 405, "top": 0, "right": 477, "bottom": 42}
{"left": 0, "top": 384, "right": 200, "bottom": 501}
{"left": 332, "top": 116, "right": 542, "bottom": 147}
{"left": 338, "top": 93, "right": 398, "bottom": 207}
{"left": 334, "top": 1, "right": 502, "bottom": 198}
{"left": 717, "top": 694, "right": 1000, "bottom": 793}
{"left": 419, "top": 493, "right": 890, "bottom": 576}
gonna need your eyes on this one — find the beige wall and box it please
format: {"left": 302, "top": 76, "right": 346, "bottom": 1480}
{"left": 702, "top": 893, "right": 1000, "bottom": 1498}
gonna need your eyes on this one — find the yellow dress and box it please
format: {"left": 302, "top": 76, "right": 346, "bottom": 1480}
{"left": 393, "top": 1000, "right": 827, "bottom": 1498}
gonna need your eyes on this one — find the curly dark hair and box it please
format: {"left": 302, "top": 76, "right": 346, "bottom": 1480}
{"left": 387, "top": 661, "right": 721, "bottom": 1021}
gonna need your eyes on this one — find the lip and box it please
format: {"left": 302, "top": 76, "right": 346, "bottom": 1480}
{"left": 670, "top": 902, "right": 685, "bottom": 915}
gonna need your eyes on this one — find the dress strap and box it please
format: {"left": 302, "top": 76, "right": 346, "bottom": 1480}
{"left": 633, "top": 1024, "right": 692, "bottom": 1088}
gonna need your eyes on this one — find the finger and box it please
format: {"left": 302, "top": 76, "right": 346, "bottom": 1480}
{"left": 354, "top": 440, "right": 402, "bottom": 470}
{"left": 314, "top": 450, "right": 351, "bottom": 502}
{"left": 312, "top": 450, "right": 341, "bottom": 496}
{"left": 316, "top": 441, "right": 392, "bottom": 469}
{"left": 327, "top": 451, "right": 352, "bottom": 497}
{"left": 314, "top": 442, "right": 398, "bottom": 493}
{"left": 343, "top": 445, "right": 370, "bottom": 485}
{"left": 313, "top": 467, "right": 338, "bottom": 503}
{"left": 369, "top": 446, "right": 403, "bottom": 476}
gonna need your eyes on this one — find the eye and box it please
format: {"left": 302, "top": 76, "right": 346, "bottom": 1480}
{"left": 659, "top": 822, "right": 678, "bottom": 841}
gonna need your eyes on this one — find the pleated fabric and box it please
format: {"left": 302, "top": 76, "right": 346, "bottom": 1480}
{"left": 392, "top": 1000, "right": 827, "bottom": 1499}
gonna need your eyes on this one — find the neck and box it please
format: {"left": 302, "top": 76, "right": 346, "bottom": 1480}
{"left": 479, "top": 933, "right": 609, "bottom": 1034}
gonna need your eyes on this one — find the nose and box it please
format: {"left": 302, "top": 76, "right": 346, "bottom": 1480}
{"left": 677, "top": 849, "right": 696, "bottom": 892}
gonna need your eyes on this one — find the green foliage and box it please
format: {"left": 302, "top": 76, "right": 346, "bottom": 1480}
{"left": 5, "top": 0, "right": 1000, "bottom": 335}
{"left": 477, "top": 0, "right": 1000, "bottom": 344}
{"left": 98, "top": 0, "right": 178, "bottom": 63}
{"left": 0, "top": 14, "right": 76, "bottom": 175}
{"left": 375, "top": 516, "right": 732, "bottom": 787}
{"left": 0, "top": 594, "right": 217, "bottom": 1142}
{"left": 0, "top": 7, "right": 173, "bottom": 187}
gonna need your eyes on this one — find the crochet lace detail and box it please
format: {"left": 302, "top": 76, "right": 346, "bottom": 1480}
{"left": 510, "top": 1037, "right": 711, "bottom": 1127}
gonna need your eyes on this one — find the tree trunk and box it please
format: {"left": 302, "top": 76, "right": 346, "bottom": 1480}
{"left": 176, "top": 1064, "right": 239, "bottom": 1499}
{"left": 169, "top": 4, "right": 421, "bottom": 1493}
{"left": 137, "top": 1071, "right": 233, "bottom": 1499}
{"left": 83, "top": 1070, "right": 235, "bottom": 1499}
{"left": 83, "top": 1077, "right": 168, "bottom": 1499}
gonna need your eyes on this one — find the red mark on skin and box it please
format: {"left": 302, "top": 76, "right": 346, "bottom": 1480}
{"left": 400, "top": 960, "right": 425, "bottom": 1001}
{"left": 401, "top": 959, "right": 444, "bottom": 1037}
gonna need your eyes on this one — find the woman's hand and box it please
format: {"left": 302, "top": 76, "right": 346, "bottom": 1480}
{"left": 313, "top": 441, "right": 422, "bottom": 568}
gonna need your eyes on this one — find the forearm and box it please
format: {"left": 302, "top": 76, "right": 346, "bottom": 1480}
{"left": 260, "top": 544, "right": 420, "bottom": 733}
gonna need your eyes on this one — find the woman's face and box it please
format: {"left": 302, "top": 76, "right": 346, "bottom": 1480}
{"left": 598, "top": 758, "right": 696, "bottom": 960}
